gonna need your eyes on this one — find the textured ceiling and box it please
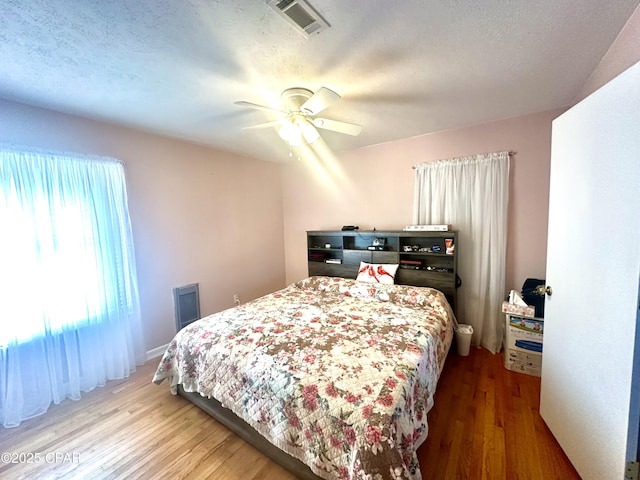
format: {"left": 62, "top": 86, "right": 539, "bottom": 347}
{"left": 1, "top": 0, "right": 638, "bottom": 162}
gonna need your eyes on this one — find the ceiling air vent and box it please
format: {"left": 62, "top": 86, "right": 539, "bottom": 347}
{"left": 267, "top": 0, "right": 330, "bottom": 38}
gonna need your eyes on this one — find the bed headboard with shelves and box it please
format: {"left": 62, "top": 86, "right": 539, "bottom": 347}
{"left": 307, "top": 229, "right": 459, "bottom": 311}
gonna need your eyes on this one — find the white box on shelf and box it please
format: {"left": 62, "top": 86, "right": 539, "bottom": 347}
{"left": 403, "top": 224, "right": 451, "bottom": 232}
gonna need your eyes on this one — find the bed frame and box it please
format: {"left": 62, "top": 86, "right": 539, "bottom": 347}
{"left": 177, "top": 386, "right": 323, "bottom": 479}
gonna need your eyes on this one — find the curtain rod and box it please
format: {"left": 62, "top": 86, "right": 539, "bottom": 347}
{"left": 0, "top": 143, "right": 125, "bottom": 165}
{"left": 412, "top": 151, "right": 515, "bottom": 169}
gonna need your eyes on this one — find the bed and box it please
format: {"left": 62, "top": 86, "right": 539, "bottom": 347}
{"left": 153, "top": 275, "right": 455, "bottom": 480}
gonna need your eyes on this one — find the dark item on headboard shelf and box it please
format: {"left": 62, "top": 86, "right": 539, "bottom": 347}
{"left": 341, "top": 225, "right": 359, "bottom": 231}
{"left": 521, "top": 278, "right": 546, "bottom": 318}
{"left": 399, "top": 264, "right": 421, "bottom": 270}
{"left": 309, "top": 252, "right": 328, "bottom": 262}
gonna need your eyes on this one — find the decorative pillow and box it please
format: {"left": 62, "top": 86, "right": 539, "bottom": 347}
{"left": 355, "top": 262, "right": 399, "bottom": 285}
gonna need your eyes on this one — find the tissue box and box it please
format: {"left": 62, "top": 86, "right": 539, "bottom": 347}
{"left": 501, "top": 301, "right": 535, "bottom": 317}
{"left": 501, "top": 290, "right": 535, "bottom": 318}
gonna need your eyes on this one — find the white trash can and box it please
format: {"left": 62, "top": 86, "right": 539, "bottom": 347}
{"left": 455, "top": 324, "right": 473, "bottom": 356}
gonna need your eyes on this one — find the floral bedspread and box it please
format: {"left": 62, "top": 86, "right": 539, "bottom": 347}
{"left": 153, "top": 276, "right": 455, "bottom": 480}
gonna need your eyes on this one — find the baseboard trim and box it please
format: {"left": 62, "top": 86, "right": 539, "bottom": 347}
{"left": 146, "top": 343, "right": 170, "bottom": 361}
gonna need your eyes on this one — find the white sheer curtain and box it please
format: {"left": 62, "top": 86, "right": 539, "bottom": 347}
{"left": 0, "top": 146, "right": 144, "bottom": 427}
{"left": 413, "top": 151, "right": 509, "bottom": 353}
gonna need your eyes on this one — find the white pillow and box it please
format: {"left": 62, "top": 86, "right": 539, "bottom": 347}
{"left": 356, "top": 262, "right": 399, "bottom": 285}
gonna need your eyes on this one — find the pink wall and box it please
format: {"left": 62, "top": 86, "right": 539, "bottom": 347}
{"left": 574, "top": 4, "right": 640, "bottom": 103}
{"left": 0, "top": 99, "right": 286, "bottom": 354}
{"left": 282, "top": 108, "right": 566, "bottom": 295}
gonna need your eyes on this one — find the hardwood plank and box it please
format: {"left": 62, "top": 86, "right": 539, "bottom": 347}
{"left": 0, "top": 348, "right": 579, "bottom": 479}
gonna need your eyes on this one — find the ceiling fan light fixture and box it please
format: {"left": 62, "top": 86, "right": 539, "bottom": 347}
{"left": 289, "top": 131, "right": 303, "bottom": 147}
{"left": 278, "top": 121, "right": 303, "bottom": 146}
{"left": 278, "top": 118, "right": 318, "bottom": 146}
{"left": 300, "top": 121, "right": 320, "bottom": 144}
{"left": 236, "top": 85, "right": 361, "bottom": 155}
{"left": 278, "top": 121, "right": 293, "bottom": 141}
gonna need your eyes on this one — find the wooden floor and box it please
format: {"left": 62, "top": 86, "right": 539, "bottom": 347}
{"left": 0, "top": 347, "right": 580, "bottom": 480}
{"left": 419, "top": 348, "right": 580, "bottom": 480}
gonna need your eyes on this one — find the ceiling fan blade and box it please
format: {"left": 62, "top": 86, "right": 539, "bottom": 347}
{"left": 242, "top": 120, "right": 283, "bottom": 130}
{"left": 234, "top": 101, "right": 285, "bottom": 115}
{"left": 300, "top": 87, "right": 341, "bottom": 115}
{"left": 311, "top": 117, "right": 362, "bottom": 136}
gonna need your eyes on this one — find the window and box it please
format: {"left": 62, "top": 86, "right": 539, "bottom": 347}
{"left": 0, "top": 146, "right": 144, "bottom": 427}
{"left": 1, "top": 197, "right": 105, "bottom": 344}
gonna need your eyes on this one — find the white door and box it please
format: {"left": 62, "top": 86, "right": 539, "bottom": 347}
{"left": 540, "top": 60, "right": 640, "bottom": 480}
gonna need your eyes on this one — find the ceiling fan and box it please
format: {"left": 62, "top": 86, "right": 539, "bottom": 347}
{"left": 234, "top": 87, "right": 362, "bottom": 151}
